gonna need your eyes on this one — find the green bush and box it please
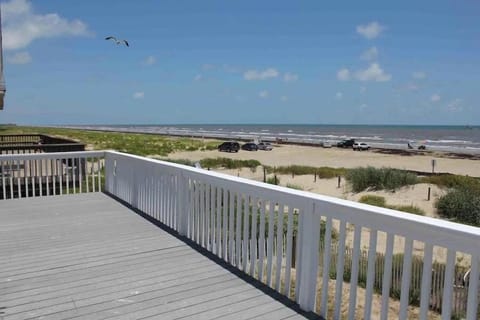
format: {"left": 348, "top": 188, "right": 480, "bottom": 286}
{"left": 346, "top": 167, "right": 418, "bottom": 192}
{"left": 437, "top": 188, "right": 480, "bottom": 226}
{"left": 390, "top": 204, "right": 425, "bottom": 215}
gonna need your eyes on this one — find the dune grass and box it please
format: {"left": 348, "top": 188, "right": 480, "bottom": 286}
{"left": 0, "top": 125, "right": 220, "bottom": 156}
{"left": 346, "top": 167, "right": 418, "bottom": 192}
{"left": 359, "top": 195, "right": 425, "bottom": 215}
{"left": 266, "top": 165, "right": 346, "bottom": 178}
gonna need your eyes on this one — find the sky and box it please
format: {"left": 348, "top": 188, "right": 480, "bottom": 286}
{"left": 0, "top": 0, "right": 479, "bottom": 125}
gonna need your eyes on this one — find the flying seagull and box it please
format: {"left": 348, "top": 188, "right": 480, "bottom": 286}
{"left": 105, "top": 36, "right": 129, "bottom": 47}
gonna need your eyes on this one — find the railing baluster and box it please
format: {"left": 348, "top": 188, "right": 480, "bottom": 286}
{"left": 228, "top": 190, "right": 235, "bottom": 264}
{"left": 206, "top": 184, "right": 212, "bottom": 250}
{"left": 320, "top": 216, "right": 333, "bottom": 318}
{"left": 16, "top": 160, "right": 21, "bottom": 198}
{"left": 275, "top": 203, "right": 285, "bottom": 292}
{"left": 97, "top": 158, "right": 101, "bottom": 192}
{"left": 381, "top": 233, "right": 395, "bottom": 320}
{"left": 1, "top": 161, "right": 5, "bottom": 199}
{"left": 266, "top": 199, "right": 275, "bottom": 287}
{"left": 347, "top": 224, "right": 362, "bottom": 320}
{"left": 284, "top": 206, "right": 294, "bottom": 297}
{"left": 441, "top": 249, "right": 456, "bottom": 319}
{"left": 334, "top": 220, "right": 348, "bottom": 319}
{"left": 72, "top": 158, "right": 76, "bottom": 194}
{"left": 249, "top": 197, "right": 258, "bottom": 276}
{"left": 258, "top": 199, "right": 266, "bottom": 283}
{"left": 216, "top": 187, "right": 222, "bottom": 256}
{"left": 242, "top": 194, "right": 249, "bottom": 272}
{"left": 466, "top": 254, "right": 479, "bottom": 319}
{"left": 235, "top": 192, "right": 242, "bottom": 267}
{"left": 222, "top": 187, "right": 228, "bottom": 260}
{"left": 363, "top": 229, "right": 378, "bottom": 320}
{"left": 419, "top": 243, "right": 434, "bottom": 319}
{"left": 399, "top": 238, "right": 414, "bottom": 320}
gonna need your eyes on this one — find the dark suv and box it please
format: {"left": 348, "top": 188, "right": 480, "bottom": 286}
{"left": 337, "top": 139, "right": 355, "bottom": 148}
{"left": 218, "top": 141, "right": 240, "bottom": 152}
{"left": 241, "top": 142, "right": 258, "bottom": 151}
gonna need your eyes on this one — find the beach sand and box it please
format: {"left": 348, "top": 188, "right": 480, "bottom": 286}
{"left": 169, "top": 144, "right": 478, "bottom": 265}
{"left": 170, "top": 144, "right": 480, "bottom": 176}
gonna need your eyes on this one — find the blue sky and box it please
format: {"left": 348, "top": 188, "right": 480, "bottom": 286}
{"left": 1, "top": 0, "right": 479, "bottom": 125}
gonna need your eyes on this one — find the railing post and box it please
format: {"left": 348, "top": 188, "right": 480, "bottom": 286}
{"left": 104, "top": 152, "right": 113, "bottom": 194}
{"left": 296, "top": 201, "right": 320, "bottom": 312}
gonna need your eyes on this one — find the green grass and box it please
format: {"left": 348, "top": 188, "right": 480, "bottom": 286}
{"left": 420, "top": 174, "right": 480, "bottom": 191}
{"left": 286, "top": 183, "right": 304, "bottom": 190}
{"left": 346, "top": 167, "right": 418, "bottom": 192}
{"left": 436, "top": 188, "right": 480, "bottom": 226}
{"left": 359, "top": 195, "right": 425, "bottom": 215}
{"left": 0, "top": 125, "right": 220, "bottom": 157}
{"left": 199, "top": 158, "right": 261, "bottom": 170}
{"left": 266, "top": 176, "right": 280, "bottom": 185}
{"left": 266, "top": 165, "right": 346, "bottom": 178}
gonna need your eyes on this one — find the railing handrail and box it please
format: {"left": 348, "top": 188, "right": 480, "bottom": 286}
{"left": 0, "top": 150, "right": 105, "bottom": 161}
{"left": 105, "top": 150, "right": 480, "bottom": 254}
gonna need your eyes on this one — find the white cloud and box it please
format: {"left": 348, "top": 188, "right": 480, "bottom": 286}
{"left": 336, "top": 92, "right": 343, "bottom": 99}
{"left": 447, "top": 98, "right": 462, "bottom": 111}
{"left": 194, "top": 74, "right": 203, "bottom": 81}
{"left": 258, "top": 90, "right": 269, "bottom": 99}
{"left": 356, "top": 22, "right": 384, "bottom": 40}
{"left": 355, "top": 63, "right": 391, "bottom": 82}
{"left": 412, "top": 71, "right": 426, "bottom": 79}
{"left": 6, "top": 51, "right": 32, "bottom": 64}
{"left": 359, "top": 103, "right": 368, "bottom": 110}
{"left": 280, "top": 96, "right": 288, "bottom": 102}
{"left": 360, "top": 86, "right": 367, "bottom": 94}
{"left": 283, "top": 72, "right": 299, "bottom": 82}
{"left": 143, "top": 55, "right": 156, "bottom": 66}
{"left": 337, "top": 68, "right": 350, "bottom": 81}
{"left": 244, "top": 68, "right": 279, "bottom": 80}
{"left": 430, "top": 94, "right": 441, "bottom": 102}
{"left": 202, "top": 64, "right": 215, "bottom": 71}
{"left": 133, "top": 92, "right": 144, "bottom": 99}
{"left": 361, "top": 47, "right": 378, "bottom": 61}
{"left": 2, "top": 0, "right": 91, "bottom": 50}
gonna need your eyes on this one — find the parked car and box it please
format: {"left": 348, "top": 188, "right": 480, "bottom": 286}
{"left": 337, "top": 139, "right": 355, "bottom": 148}
{"left": 257, "top": 142, "right": 273, "bottom": 151}
{"left": 218, "top": 141, "right": 240, "bottom": 152}
{"left": 322, "top": 141, "right": 332, "bottom": 148}
{"left": 241, "top": 142, "right": 258, "bottom": 151}
{"left": 352, "top": 142, "right": 370, "bottom": 151}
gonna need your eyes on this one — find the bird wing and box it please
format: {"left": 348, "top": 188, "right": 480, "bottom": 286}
{"left": 123, "top": 40, "right": 129, "bottom": 47}
{"left": 105, "top": 36, "right": 117, "bottom": 41}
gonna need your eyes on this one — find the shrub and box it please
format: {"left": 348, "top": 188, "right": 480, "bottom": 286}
{"left": 199, "top": 158, "right": 261, "bottom": 170}
{"left": 420, "top": 174, "right": 480, "bottom": 191}
{"left": 390, "top": 204, "right": 425, "bottom": 215}
{"left": 266, "top": 176, "right": 280, "bottom": 185}
{"left": 359, "top": 195, "right": 387, "bottom": 207}
{"left": 437, "top": 188, "right": 480, "bottom": 226}
{"left": 346, "top": 167, "right": 418, "bottom": 192}
{"left": 265, "top": 165, "right": 346, "bottom": 178}
{"left": 359, "top": 195, "right": 425, "bottom": 215}
{"left": 286, "top": 183, "right": 303, "bottom": 190}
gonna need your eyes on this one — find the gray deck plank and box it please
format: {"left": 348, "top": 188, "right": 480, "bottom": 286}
{"left": 0, "top": 193, "right": 312, "bottom": 320}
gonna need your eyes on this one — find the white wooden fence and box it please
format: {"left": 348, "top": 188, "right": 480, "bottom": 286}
{"left": 1, "top": 150, "right": 479, "bottom": 319}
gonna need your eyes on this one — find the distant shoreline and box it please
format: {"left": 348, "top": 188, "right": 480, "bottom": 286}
{"left": 57, "top": 125, "right": 480, "bottom": 160}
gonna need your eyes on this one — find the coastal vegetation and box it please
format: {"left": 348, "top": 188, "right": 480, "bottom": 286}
{"left": 346, "top": 167, "right": 418, "bottom": 192}
{"left": 265, "top": 165, "right": 346, "bottom": 179}
{"left": 359, "top": 195, "right": 425, "bottom": 215}
{"left": 0, "top": 125, "right": 219, "bottom": 156}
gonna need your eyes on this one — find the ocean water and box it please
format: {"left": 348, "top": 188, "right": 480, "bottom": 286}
{"left": 64, "top": 124, "right": 480, "bottom": 154}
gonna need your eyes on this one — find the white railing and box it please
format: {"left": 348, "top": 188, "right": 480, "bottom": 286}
{"left": 103, "top": 151, "right": 480, "bottom": 320}
{"left": 1, "top": 150, "right": 479, "bottom": 319}
{"left": 0, "top": 151, "right": 105, "bottom": 199}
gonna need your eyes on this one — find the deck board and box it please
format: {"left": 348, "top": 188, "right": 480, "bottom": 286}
{"left": 0, "top": 193, "right": 315, "bottom": 320}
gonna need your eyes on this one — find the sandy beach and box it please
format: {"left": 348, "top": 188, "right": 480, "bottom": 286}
{"left": 170, "top": 144, "right": 480, "bottom": 177}
{"left": 169, "top": 143, "right": 479, "bottom": 265}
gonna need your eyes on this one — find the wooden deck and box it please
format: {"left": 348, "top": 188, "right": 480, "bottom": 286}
{"left": 0, "top": 193, "right": 316, "bottom": 320}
